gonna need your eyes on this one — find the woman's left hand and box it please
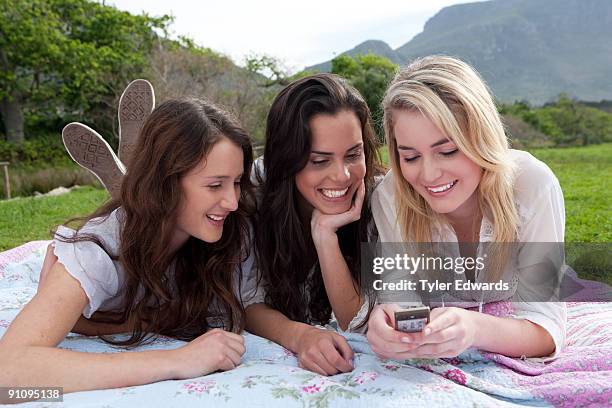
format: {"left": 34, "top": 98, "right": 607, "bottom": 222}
{"left": 311, "top": 181, "right": 365, "bottom": 244}
{"left": 400, "top": 307, "right": 478, "bottom": 359}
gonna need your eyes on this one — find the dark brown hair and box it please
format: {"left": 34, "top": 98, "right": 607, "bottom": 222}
{"left": 58, "top": 98, "right": 255, "bottom": 345}
{"left": 254, "top": 73, "right": 382, "bottom": 327}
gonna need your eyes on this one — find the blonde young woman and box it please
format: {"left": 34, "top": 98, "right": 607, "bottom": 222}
{"left": 367, "top": 56, "right": 566, "bottom": 360}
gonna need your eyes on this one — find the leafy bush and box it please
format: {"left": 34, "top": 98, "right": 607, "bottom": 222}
{"left": 502, "top": 114, "right": 554, "bottom": 148}
{"left": 500, "top": 96, "right": 612, "bottom": 146}
{"left": 332, "top": 53, "right": 397, "bottom": 140}
{"left": 0, "top": 134, "right": 73, "bottom": 166}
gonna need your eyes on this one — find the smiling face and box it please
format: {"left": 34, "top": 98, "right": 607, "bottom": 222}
{"left": 294, "top": 110, "right": 366, "bottom": 215}
{"left": 393, "top": 109, "right": 482, "bottom": 221}
{"left": 172, "top": 137, "right": 244, "bottom": 249}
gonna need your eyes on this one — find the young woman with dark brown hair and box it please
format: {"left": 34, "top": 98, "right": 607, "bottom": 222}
{"left": 0, "top": 99, "right": 256, "bottom": 392}
{"left": 245, "top": 74, "right": 383, "bottom": 376}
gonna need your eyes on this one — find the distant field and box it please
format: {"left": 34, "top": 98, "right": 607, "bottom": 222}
{"left": 0, "top": 144, "right": 610, "bottom": 251}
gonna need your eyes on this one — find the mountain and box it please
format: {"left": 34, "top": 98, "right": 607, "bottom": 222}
{"left": 310, "top": 40, "right": 402, "bottom": 72}
{"left": 307, "top": 0, "right": 612, "bottom": 104}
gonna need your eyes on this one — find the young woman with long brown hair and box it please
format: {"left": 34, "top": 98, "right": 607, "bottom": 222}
{"left": 0, "top": 99, "right": 256, "bottom": 392}
{"left": 245, "top": 74, "right": 383, "bottom": 376}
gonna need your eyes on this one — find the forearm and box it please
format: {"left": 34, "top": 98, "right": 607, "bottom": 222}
{"left": 0, "top": 345, "right": 176, "bottom": 394}
{"left": 1, "top": 263, "right": 179, "bottom": 397}
{"left": 245, "top": 303, "right": 311, "bottom": 352}
{"left": 471, "top": 312, "right": 556, "bottom": 357}
{"left": 315, "top": 234, "right": 362, "bottom": 331}
{"left": 72, "top": 316, "right": 133, "bottom": 336}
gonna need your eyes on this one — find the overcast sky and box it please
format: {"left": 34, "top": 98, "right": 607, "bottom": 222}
{"left": 106, "top": 0, "right": 484, "bottom": 72}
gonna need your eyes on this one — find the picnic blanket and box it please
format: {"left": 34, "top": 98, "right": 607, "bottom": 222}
{"left": 1, "top": 241, "right": 610, "bottom": 407}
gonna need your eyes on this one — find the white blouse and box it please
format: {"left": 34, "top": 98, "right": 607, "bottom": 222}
{"left": 371, "top": 149, "right": 567, "bottom": 359}
{"left": 53, "top": 209, "right": 126, "bottom": 318}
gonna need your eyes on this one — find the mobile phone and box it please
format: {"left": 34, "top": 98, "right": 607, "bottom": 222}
{"left": 394, "top": 306, "right": 431, "bottom": 333}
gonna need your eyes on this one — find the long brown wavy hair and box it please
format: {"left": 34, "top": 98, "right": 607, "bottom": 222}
{"left": 57, "top": 98, "right": 255, "bottom": 346}
{"left": 254, "top": 74, "right": 383, "bottom": 328}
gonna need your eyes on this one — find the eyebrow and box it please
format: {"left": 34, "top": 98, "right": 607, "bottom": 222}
{"left": 204, "top": 174, "right": 243, "bottom": 180}
{"left": 397, "top": 138, "right": 451, "bottom": 150}
{"left": 311, "top": 142, "right": 363, "bottom": 155}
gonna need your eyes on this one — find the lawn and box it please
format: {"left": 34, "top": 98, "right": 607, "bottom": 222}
{"left": 527, "top": 144, "right": 611, "bottom": 243}
{"left": 0, "top": 144, "right": 610, "bottom": 252}
{"left": 0, "top": 186, "right": 110, "bottom": 251}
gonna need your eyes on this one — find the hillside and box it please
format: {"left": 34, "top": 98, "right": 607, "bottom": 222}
{"left": 308, "top": 0, "right": 612, "bottom": 104}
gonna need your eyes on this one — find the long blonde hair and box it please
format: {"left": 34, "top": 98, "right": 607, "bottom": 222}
{"left": 383, "top": 56, "right": 518, "bottom": 280}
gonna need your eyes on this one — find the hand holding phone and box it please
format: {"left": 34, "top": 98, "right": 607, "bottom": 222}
{"left": 394, "top": 306, "right": 431, "bottom": 333}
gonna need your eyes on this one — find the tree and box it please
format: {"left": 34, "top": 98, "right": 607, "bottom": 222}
{"left": 0, "top": 0, "right": 170, "bottom": 142}
{"left": 331, "top": 53, "right": 397, "bottom": 138}
{"left": 244, "top": 54, "right": 291, "bottom": 88}
{"left": 146, "top": 40, "right": 272, "bottom": 143}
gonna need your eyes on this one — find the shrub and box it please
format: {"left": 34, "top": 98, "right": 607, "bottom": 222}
{"left": 0, "top": 163, "right": 101, "bottom": 198}
{"left": 0, "top": 134, "right": 73, "bottom": 166}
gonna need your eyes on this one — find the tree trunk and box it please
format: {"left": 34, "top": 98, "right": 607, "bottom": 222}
{"left": 0, "top": 93, "right": 24, "bottom": 143}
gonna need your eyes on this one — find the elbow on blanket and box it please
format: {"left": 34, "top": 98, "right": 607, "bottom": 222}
{"left": 540, "top": 330, "right": 557, "bottom": 358}
{"left": 525, "top": 320, "right": 557, "bottom": 358}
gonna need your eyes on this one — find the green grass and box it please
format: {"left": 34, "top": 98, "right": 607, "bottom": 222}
{"left": 527, "top": 144, "right": 611, "bottom": 243}
{"left": 378, "top": 143, "right": 611, "bottom": 243}
{"left": 0, "top": 186, "right": 110, "bottom": 251}
{"left": 0, "top": 144, "right": 609, "bottom": 251}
